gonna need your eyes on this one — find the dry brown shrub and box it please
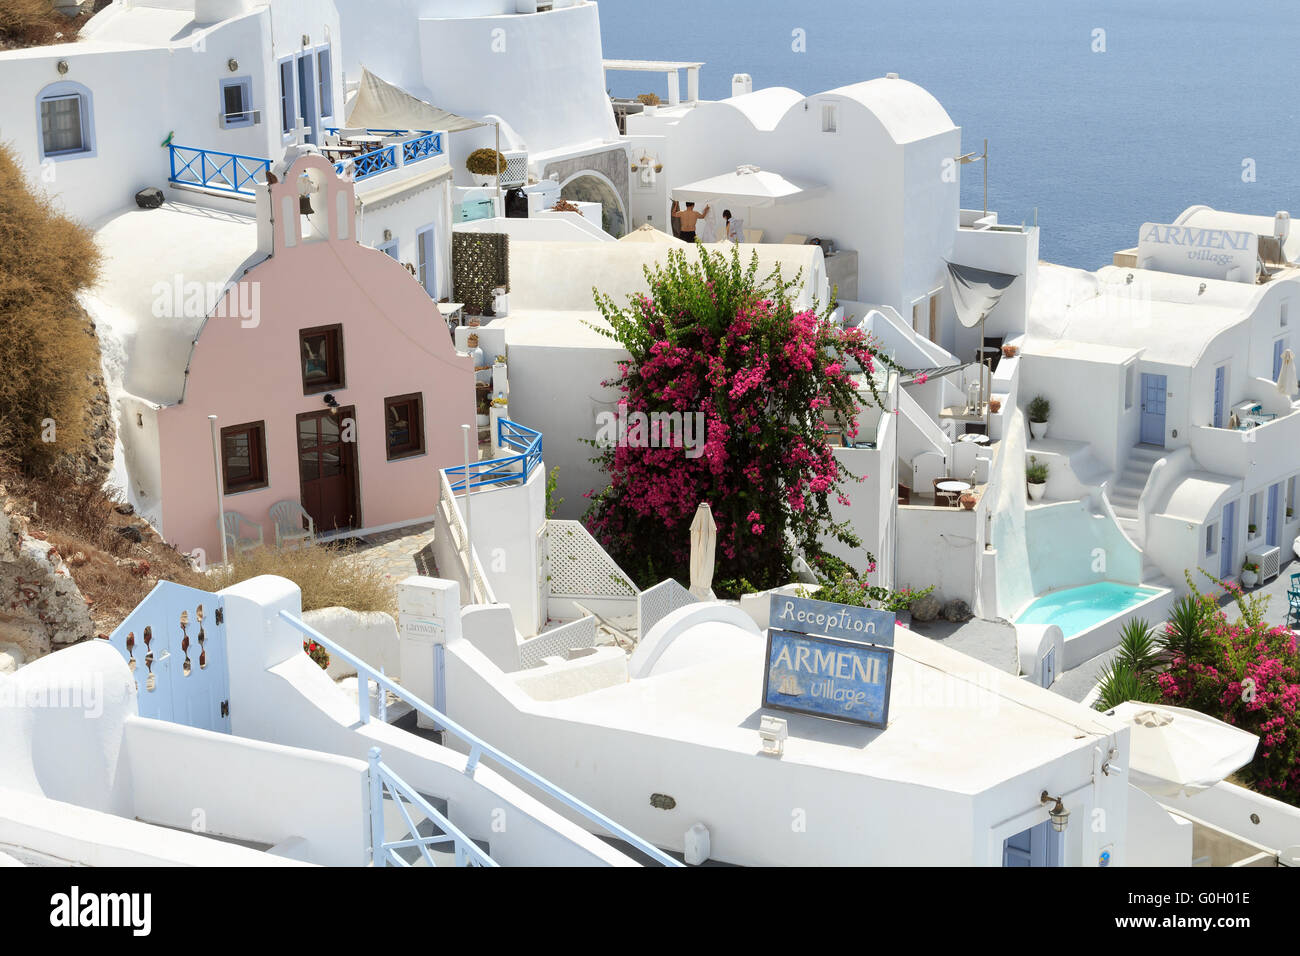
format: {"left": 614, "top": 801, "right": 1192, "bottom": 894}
{"left": 0, "top": 0, "right": 95, "bottom": 47}
{"left": 0, "top": 143, "right": 102, "bottom": 473}
{"left": 205, "top": 543, "right": 398, "bottom": 616}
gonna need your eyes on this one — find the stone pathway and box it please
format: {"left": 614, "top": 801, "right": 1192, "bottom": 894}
{"left": 342, "top": 521, "right": 439, "bottom": 582}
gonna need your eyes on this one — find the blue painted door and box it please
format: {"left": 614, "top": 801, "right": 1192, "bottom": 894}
{"left": 1268, "top": 483, "right": 1281, "bottom": 547}
{"left": 107, "top": 582, "right": 231, "bottom": 734}
{"left": 296, "top": 52, "right": 318, "bottom": 144}
{"left": 417, "top": 226, "right": 438, "bottom": 298}
{"left": 1003, "top": 820, "right": 1063, "bottom": 867}
{"left": 1140, "top": 373, "right": 1167, "bottom": 445}
{"left": 1213, "top": 365, "right": 1227, "bottom": 428}
{"left": 1040, "top": 648, "right": 1056, "bottom": 688}
{"left": 1220, "top": 500, "right": 1236, "bottom": 580}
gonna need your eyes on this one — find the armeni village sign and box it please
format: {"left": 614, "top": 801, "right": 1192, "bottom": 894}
{"left": 763, "top": 595, "right": 896, "bottom": 728}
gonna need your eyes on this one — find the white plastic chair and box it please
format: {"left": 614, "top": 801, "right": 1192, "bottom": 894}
{"left": 222, "top": 511, "right": 263, "bottom": 557}
{"left": 270, "top": 500, "right": 316, "bottom": 549}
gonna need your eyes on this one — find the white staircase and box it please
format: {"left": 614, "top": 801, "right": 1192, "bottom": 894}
{"left": 1110, "top": 445, "right": 1163, "bottom": 549}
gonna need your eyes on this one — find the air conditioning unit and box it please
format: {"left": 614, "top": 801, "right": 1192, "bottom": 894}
{"left": 1246, "top": 545, "right": 1281, "bottom": 584}
{"left": 500, "top": 150, "right": 528, "bottom": 187}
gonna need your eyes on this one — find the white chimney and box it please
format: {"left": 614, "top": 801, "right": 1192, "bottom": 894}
{"left": 1275, "top": 211, "right": 1290, "bottom": 242}
{"left": 731, "top": 73, "right": 753, "bottom": 97}
{"left": 885, "top": 72, "right": 900, "bottom": 79}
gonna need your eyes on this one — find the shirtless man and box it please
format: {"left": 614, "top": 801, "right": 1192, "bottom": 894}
{"left": 672, "top": 201, "right": 709, "bottom": 242}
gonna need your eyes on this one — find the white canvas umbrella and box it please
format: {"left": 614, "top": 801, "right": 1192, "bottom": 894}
{"left": 618, "top": 223, "right": 686, "bottom": 246}
{"left": 1276, "top": 348, "right": 1297, "bottom": 398}
{"left": 689, "top": 502, "right": 717, "bottom": 600}
{"left": 1110, "top": 702, "right": 1258, "bottom": 797}
{"left": 671, "top": 165, "right": 824, "bottom": 208}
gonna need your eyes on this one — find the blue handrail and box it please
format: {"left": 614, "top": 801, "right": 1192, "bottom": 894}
{"left": 168, "top": 144, "right": 271, "bottom": 196}
{"left": 279, "top": 610, "right": 682, "bottom": 867}
{"left": 369, "top": 747, "right": 498, "bottom": 867}
{"left": 445, "top": 419, "right": 543, "bottom": 492}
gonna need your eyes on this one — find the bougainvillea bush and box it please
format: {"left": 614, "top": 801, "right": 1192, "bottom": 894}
{"left": 583, "top": 244, "right": 892, "bottom": 595}
{"left": 1156, "top": 571, "right": 1300, "bottom": 804}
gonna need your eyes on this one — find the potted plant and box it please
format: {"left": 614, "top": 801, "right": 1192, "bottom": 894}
{"left": 959, "top": 491, "right": 978, "bottom": 510}
{"left": 1025, "top": 455, "right": 1049, "bottom": 501}
{"left": 1288, "top": 507, "right": 1295, "bottom": 519}
{"left": 1241, "top": 560, "right": 1259, "bottom": 589}
{"left": 1248, "top": 523, "right": 1258, "bottom": 536}
{"left": 465, "top": 147, "right": 507, "bottom": 187}
{"left": 1001, "top": 344, "right": 1018, "bottom": 358}
{"left": 1027, "top": 395, "right": 1050, "bottom": 440}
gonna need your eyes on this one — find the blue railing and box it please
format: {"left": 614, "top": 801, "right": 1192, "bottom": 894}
{"left": 368, "top": 748, "right": 498, "bottom": 867}
{"left": 168, "top": 144, "right": 271, "bottom": 196}
{"left": 335, "top": 143, "right": 398, "bottom": 182}
{"left": 402, "top": 131, "right": 443, "bottom": 165}
{"left": 445, "top": 418, "right": 543, "bottom": 492}
{"left": 279, "top": 611, "right": 682, "bottom": 867}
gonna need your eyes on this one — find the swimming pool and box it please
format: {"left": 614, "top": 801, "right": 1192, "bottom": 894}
{"left": 1014, "top": 582, "right": 1162, "bottom": 638}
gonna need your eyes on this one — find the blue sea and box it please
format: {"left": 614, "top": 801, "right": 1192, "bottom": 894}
{"left": 598, "top": 0, "right": 1300, "bottom": 269}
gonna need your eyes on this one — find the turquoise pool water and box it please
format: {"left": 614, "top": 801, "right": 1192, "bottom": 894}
{"left": 1014, "top": 582, "right": 1161, "bottom": 638}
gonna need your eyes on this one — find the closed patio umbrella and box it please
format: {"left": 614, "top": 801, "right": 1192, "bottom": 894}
{"left": 1109, "top": 702, "right": 1258, "bottom": 798}
{"left": 1276, "top": 348, "right": 1297, "bottom": 398}
{"left": 689, "top": 502, "right": 717, "bottom": 600}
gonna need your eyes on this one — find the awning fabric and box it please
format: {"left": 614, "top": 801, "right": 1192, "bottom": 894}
{"left": 346, "top": 68, "right": 487, "bottom": 133}
{"left": 947, "top": 261, "right": 1017, "bottom": 328}
{"left": 671, "top": 165, "right": 824, "bottom": 208}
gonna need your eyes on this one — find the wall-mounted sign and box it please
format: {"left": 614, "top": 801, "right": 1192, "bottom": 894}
{"left": 1136, "top": 222, "right": 1257, "bottom": 283}
{"left": 763, "top": 596, "right": 896, "bottom": 728}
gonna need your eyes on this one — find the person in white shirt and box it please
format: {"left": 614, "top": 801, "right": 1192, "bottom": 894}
{"left": 722, "top": 209, "right": 744, "bottom": 242}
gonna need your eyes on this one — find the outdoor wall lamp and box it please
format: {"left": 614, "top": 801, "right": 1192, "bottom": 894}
{"left": 1041, "top": 791, "right": 1070, "bottom": 832}
{"left": 227, "top": 58, "right": 239, "bottom": 72}
{"left": 323, "top": 393, "right": 340, "bottom": 410}
{"left": 57, "top": 60, "right": 69, "bottom": 75}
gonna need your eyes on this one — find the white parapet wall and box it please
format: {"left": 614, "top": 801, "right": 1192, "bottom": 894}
{"left": 220, "top": 574, "right": 637, "bottom": 866}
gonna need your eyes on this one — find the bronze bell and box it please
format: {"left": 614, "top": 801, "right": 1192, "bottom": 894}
{"left": 299, "top": 193, "right": 315, "bottom": 216}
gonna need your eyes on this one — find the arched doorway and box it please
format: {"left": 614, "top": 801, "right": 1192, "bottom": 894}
{"left": 560, "top": 171, "right": 628, "bottom": 237}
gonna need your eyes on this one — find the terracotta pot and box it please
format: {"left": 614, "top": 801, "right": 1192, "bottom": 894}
{"left": 1002, "top": 345, "right": 1018, "bottom": 358}
{"left": 989, "top": 399, "right": 1002, "bottom": 414}
{"left": 959, "top": 493, "right": 977, "bottom": 510}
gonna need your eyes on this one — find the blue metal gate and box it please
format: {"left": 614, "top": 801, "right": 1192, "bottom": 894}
{"left": 106, "top": 581, "right": 231, "bottom": 734}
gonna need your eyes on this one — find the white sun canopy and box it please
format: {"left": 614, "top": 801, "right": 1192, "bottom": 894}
{"left": 671, "top": 165, "right": 824, "bottom": 207}
{"left": 946, "top": 261, "right": 1017, "bottom": 328}
{"left": 346, "top": 67, "right": 487, "bottom": 133}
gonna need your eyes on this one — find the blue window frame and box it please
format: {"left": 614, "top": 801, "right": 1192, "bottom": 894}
{"left": 220, "top": 76, "right": 254, "bottom": 128}
{"left": 378, "top": 240, "right": 399, "bottom": 260}
{"left": 36, "top": 81, "right": 95, "bottom": 161}
{"left": 278, "top": 58, "right": 295, "bottom": 136}
{"left": 316, "top": 46, "right": 333, "bottom": 118}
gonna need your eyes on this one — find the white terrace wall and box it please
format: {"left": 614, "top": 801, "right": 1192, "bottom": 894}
{"left": 219, "top": 575, "right": 632, "bottom": 866}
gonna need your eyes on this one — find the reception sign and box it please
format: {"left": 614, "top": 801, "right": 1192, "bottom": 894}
{"left": 763, "top": 596, "right": 895, "bottom": 728}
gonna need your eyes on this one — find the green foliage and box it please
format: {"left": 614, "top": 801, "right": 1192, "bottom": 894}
{"left": 1095, "top": 660, "right": 1162, "bottom": 710}
{"left": 581, "top": 242, "right": 894, "bottom": 594}
{"left": 1025, "top": 455, "right": 1049, "bottom": 484}
{"left": 1027, "top": 394, "right": 1051, "bottom": 423}
{"left": 1094, "top": 618, "right": 1162, "bottom": 710}
{"left": 797, "top": 564, "right": 933, "bottom": 614}
{"left": 545, "top": 465, "right": 563, "bottom": 519}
